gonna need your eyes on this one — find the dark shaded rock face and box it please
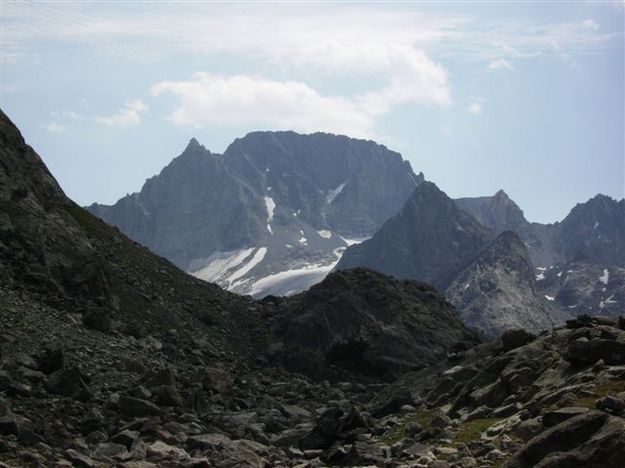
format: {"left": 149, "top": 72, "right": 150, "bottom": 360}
{"left": 446, "top": 231, "right": 568, "bottom": 338}
{"left": 88, "top": 131, "right": 423, "bottom": 296}
{"left": 0, "top": 110, "right": 112, "bottom": 308}
{"left": 555, "top": 194, "right": 625, "bottom": 268}
{"left": 269, "top": 268, "right": 479, "bottom": 381}
{"left": 336, "top": 182, "right": 493, "bottom": 290}
{"left": 455, "top": 190, "right": 561, "bottom": 267}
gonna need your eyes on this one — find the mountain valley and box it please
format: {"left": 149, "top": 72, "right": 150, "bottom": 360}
{"left": 1, "top": 110, "right": 624, "bottom": 467}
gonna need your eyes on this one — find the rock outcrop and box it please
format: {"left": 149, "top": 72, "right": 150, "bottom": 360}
{"left": 446, "top": 231, "right": 569, "bottom": 338}
{"left": 336, "top": 182, "right": 493, "bottom": 290}
{"left": 269, "top": 268, "right": 479, "bottom": 381}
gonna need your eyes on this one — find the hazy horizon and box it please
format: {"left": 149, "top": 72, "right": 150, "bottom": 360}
{"left": 1, "top": 1, "right": 623, "bottom": 223}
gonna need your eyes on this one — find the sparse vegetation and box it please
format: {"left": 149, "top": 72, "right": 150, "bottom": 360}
{"left": 451, "top": 418, "right": 502, "bottom": 446}
{"left": 574, "top": 378, "right": 625, "bottom": 409}
{"left": 381, "top": 409, "right": 434, "bottom": 445}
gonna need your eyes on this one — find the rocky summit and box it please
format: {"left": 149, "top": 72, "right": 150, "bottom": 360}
{"left": 336, "top": 182, "right": 494, "bottom": 290}
{"left": 88, "top": 131, "right": 423, "bottom": 298}
{"left": 1, "top": 109, "right": 625, "bottom": 468}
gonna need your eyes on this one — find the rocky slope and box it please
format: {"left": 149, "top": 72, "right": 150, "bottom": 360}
{"left": 535, "top": 262, "right": 625, "bottom": 318}
{"left": 446, "top": 231, "right": 569, "bottom": 339}
{"left": 336, "top": 182, "right": 494, "bottom": 290}
{"left": 268, "top": 268, "right": 479, "bottom": 381}
{"left": 554, "top": 194, "right": 625, "bottom": 267}
{"left": 88, "top": 132, "right": 423, "bottom": 297}
{"left": 458, "top": 191, "right": 625, "bottom": 321}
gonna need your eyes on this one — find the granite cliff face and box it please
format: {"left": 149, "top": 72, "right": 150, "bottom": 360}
{"left": 336, "top": 182, "right": 493, "bottom": 290}
{"left": 446, "top": 231, "right": 568, "bottom": 338}
{"left": 89, "top": 132, "right": 422, "bottom": 297}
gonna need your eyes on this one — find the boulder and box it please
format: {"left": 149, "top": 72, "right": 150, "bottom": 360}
{"left": 565, "top": 338, "right": 625, "bottom": 365}
{"left": 541, "top": 407, "right": 589, "bottom": 427}
{"left": 118, "top": 396, "right": 161, "bottom": 417}
{"left": 82, "top": 308, "right": 112, "bottom": 333}
{"left": 506, "top": 411, "right": 608, "bottom": 467}
{"left": 368, "top": 385, "right": 413, "bottom": 418}
{"left": 45, "top": 367, "right": 92, "bottom": 401}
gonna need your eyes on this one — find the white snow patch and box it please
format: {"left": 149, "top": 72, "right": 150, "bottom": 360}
{"left": 599, "top": 269, "right": 609, "bottom": 285}
{"left": 326, "top": 181, "right": 348, "bottom": 204}
{"left": 557, "top": 271, "right": 563, "bottom": 277}
{"left": 299, "top": 237, "right": 308, "bottom": 244}
{"left": 340, "top": 236, "right": 372, "bottom": 246}
{"left": 267, "top": 186, "right": 272, "bottom": 191}
{"left": 535, "top": 273, "right": 545, "bottom": 281}
{"left": 285, "top": 244, "right": 293, "bottom": 249}
{"left": 568, "top": 305, "right": 577, "bottom": 309}
{"left": 265, "top": 167, "right": 270, "bottom": 172}
{"left": 250, "top": 260, "right": 339, "bottom": 298}
{"left": 544, "top": 295, "right": 555, "bottom": 301}
{"left": 464, "top": 283, "right": 470, "bottom": 290}
{"left": 317, "top": 230, "right": 332, "bottom": 239}
{"left": 228, "top": 247, "right": 267, "bottom": 282}
{"left": 536, "top": 266, "right": 548, "bottom": 271}
{"left": 264, "top": 196, "right": 275, "bottom": 234}
{"left": 190, "top": 248, "right": 254, "bottom": 282}
{"left": 593, "top": 222, "right": 599, "bottom": 229}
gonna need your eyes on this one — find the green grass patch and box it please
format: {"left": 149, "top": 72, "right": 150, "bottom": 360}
{"left": 574, "top": 378, "right": 625, "bottom": 409}
{"left": 381, "top": 409, "right": 434, "bottom": 445}
{"left": 451, "top": 418, "right": 502, "bottom": 446}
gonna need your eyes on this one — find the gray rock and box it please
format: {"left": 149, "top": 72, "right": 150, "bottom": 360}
{"left": 596, "top": 395, "right": 625, "bottom": 415}
{"left": 45, "top": 367, "right": 92, "bottom": 401}
{"left": 118, "top": 396, "right": 161, "bottom": 417}
{"left": 542, "top": 407, "right": 589, "bottom": 427}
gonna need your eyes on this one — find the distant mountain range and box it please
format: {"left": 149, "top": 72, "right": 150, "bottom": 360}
{"left": 87, "top": 131, "right": 625, "bottom": 338}
{"left": 88, "top": 132, "right": 423, "bottom": 297}
{"left": 337, "top": 181, "right": 625, "bottom": 336}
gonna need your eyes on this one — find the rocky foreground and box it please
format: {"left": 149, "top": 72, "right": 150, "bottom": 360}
{"left": 2, "top": 303, "right": 625, "bottom": 467}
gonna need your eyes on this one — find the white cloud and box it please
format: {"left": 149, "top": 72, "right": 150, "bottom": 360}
{"left": 582, "top": 19, "right": 600, "bottom": 30}
{"left": 151, "top": 73, "right": 375, "bottom": 137}
{"left": 95, "top": 100, "right": 147, "bottom": 128}
{"left": 44, "top": 122, "right": 67, "bottom": 133}
{"left": 488, "top": 58, "right": 514, "bottom": 70}
{"left": 151, "top": 62, "right": 451, "bottom": 137}
{"left": 467, "top": 101, "right": 482, "bottom": 115}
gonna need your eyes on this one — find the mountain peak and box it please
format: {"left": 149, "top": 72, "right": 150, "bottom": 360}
{"left": 494, "top": 189, "right": 510, "bottom": 200}
{"left": 184, "top": 137, "right": 206, "bottom": 153}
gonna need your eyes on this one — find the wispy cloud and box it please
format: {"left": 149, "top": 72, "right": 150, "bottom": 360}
{"left": 95, "top": 100, "right": 147, "bottom": 128}
{"left": 43, "top": 122, "right": 68, "bottom": 133}
{"left": 488, "top": 58, "right": 514, "bottom": 71}
{"left": 467, "top": 101, "right": 483, "bottom": 116}
{"left": 3, "top": 4, "right": 619, "bottom": 66}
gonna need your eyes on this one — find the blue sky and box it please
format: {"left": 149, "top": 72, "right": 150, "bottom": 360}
{"left": 1, "top": 1, "right": 623, "bottom": 223}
